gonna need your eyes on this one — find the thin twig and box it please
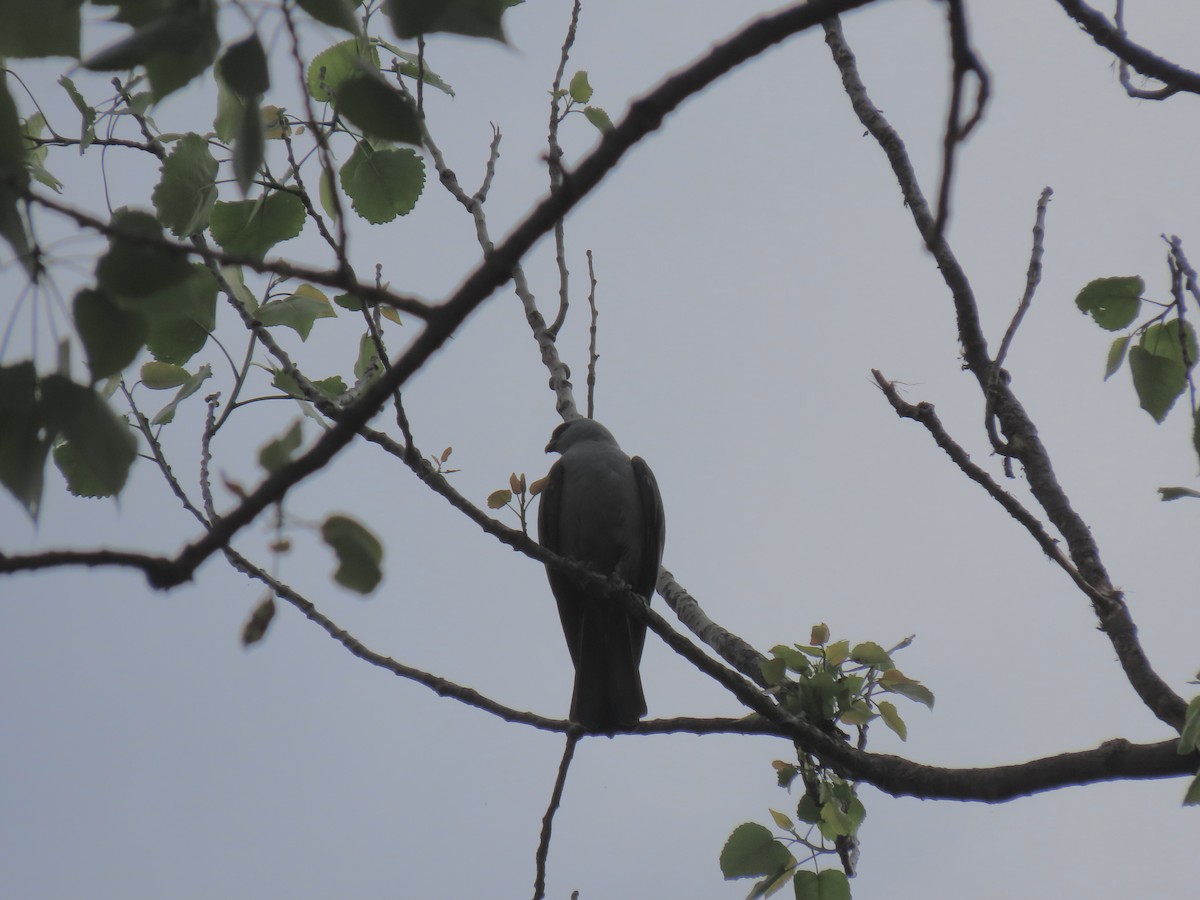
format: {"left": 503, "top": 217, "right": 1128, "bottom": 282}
{"left": 585, "top": 249, "right": 598, "bottom": 419}
{"left": 532, "top": 731, "right": 580, "bottom": 900}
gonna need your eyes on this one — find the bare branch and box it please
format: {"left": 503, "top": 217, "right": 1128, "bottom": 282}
{"left": 1056, "top": 0, "right": 1198, "bottom": 96}
{"left": 532, "top": 731, "right": 580, "bottom": 900}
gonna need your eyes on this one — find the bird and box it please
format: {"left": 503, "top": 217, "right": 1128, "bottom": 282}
{"left": 537, "top": 418, "right": 665, "bottom": 734}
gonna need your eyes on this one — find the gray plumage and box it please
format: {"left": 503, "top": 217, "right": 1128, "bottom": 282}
{"left": 538, "top": 419, "right": 665, "bottom": 734}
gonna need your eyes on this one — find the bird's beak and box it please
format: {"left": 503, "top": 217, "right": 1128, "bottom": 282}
{"left": 544, "top": 439, "right": 557, "bottom": 453}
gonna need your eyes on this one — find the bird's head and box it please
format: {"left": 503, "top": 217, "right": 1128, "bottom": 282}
{"left": 545, "top": 418, "right": 618, "bottom": 454}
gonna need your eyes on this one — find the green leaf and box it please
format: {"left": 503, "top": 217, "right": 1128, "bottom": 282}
{"left": 232, "top": 98, "right": 265, "bottom": 195}
{"left": 339, "top": 143, "right": 425, "bottom": 224}
{"left": 0, "top": 74, "right": 35, "bottom": 277}
{"left": 760, "top": 656, "right": 788, "bottom": 686}
{"left": 321, "top": 514, "right": 384, "bottom": 594}
{"left": 1183, "top": 773, "right": 1200, "bottom": 807}
{"left": 1141, "top": 319, "right": 1199, "bottom": 369}
{"left": 115, "top": 263, "right": 218, "bottom": 366}
{"left": 817, "top": 801, "right": 855, "bottom": 840}
{"left": 152, "top": 133, "right": 219, "bottom": 237}
{"left": 1128, "top": 344, "right": 1185, "bottom": 423}
{"left": 214, "top": 75, "right": 244, "bottom": 144}
{"left": 838, "top": 700, "right": 875, "bottom": 726}
{"left": 880, "top": 669, "right": 935, "bottom": 709}
{"left": 850, "top": 640, "right": 894, "bottom": 669}
{"left": 319, "top": 167, "right": 340, "bottom": 221}
{"left": 793, "top": 869, "right": 851, "bottom": 900}
{"left": 0, "top": 362, "right": 50, "bottom": 518}
{"left": 335, "top": 72, "right": 422, "bottom": 144}
{"left": 384, "top": 0, "right": 510, "bottom": 41}
{"left": 272, "top": 371, "right": 347, "bottom": 400}
{"left": 878, "top": 699, "right": 907, "bottom": 740}
{"left": 140, "top": 360, "right": 190, "bottom": 389}
{"left": 824, "top": 639, "right": 850, "bottom": 667}
{"left": 209, "top": 192, "right": 306, "bottom": 259}
{"left": 487, "top": 488, "right": 512, "bottom": 509}
{"left": 376, "top": 41, "right": 455, "bottom": 96}
{"left": 218, "top": 34, "right": 270, "bottom": 98}
{"left": 22, "top": 111, "right": 64, "bottom": 193}
{"left": 770, "top": 645, "right": 812, "bottom": 675}
{"left": 0, "top": 0, "right": 83, "bottom": 59}
{"left": 150, "top": 363, "right": 211, "bottom": 425}
{"left": 1104, "top": 335, "right": 1130, "bottom": 380}
{"left": 258, "top": 419, "right": 303, "bottom": 472}
{"left": 568, "top": 70, "right": 593, "bottom": 103}
{"left": 83, "top": 0, "right": 220, "bottom": 100}
{"left": 583, "top": 105, "right": 613, "bottom": 133}
{"left": 1158, "top": 487, "right": 1200, "bottom": 502}
{"left": 297, "top": 0, "right": 362, "bottom": 33}
{"left": 1075, "top": 276, "right": 1143, "bottom": 331}
{"left": 73, "top": 289, "right": 148, "bottom": 381}
{"left": 306, "top": 38, "right": 380, "bottom": 103}
{"left": 768, "top": 808, "right": 794, "bottom": 832}
{"left": 1179, "top": 696, "right": 1200, "bottom": 754}
{"left": 257, "top": 284, "right": 337, "bottom": 340}
{"left": 57, "top": 75, "right": 96, "bottom": 149}
{"left": 719, "top": 823, "right": 792, "bottom": 880}
{"left": 96, "top": 208, "right": 193, "bottom": 299}
{"left": 794, "top": 794, "right": 821, "bottom": 825}
{"left": 42, "top": 375, "right": 137, "bottom": 498}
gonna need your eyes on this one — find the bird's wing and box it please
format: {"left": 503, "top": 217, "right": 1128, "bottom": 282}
{"left": 631, "top": 456, "right": 665, "bottom": 598}
{"left": 536, "top": 458, "right": 584, "bottom": 666}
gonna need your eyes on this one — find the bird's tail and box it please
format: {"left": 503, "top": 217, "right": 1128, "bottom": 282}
{"left": 570, "top": 602, "right": 647, "bottom": 735}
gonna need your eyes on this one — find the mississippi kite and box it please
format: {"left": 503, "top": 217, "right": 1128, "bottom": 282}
{"left": 538, "top": 418, "right": 666, "bottom": 734}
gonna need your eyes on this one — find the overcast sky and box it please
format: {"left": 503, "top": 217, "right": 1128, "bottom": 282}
{"left": 3, "top": 1, "right": 1200, "bottom": 897}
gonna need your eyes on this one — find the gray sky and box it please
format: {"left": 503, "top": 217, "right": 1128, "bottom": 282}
{"left": 3, "top": 1, "right": 1200, "bottom": 897}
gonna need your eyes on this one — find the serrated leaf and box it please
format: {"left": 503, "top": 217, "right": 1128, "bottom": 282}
{"left": 150, "top": 364, "right": 211, "bottom": 425}
{"left": 209, "top": 192, "right": 306, "bottom": 259}
{"left": 140, "top": 360, "right": 190, "bottom": 389}
{"left": 850, "top": 640, "right": 893, "bottom": 669}
{"left": 321, "top": 513, "right": 383, "bottom": 594}
{"left": 152, "top": 133, "right": 219, "bottom": 236}
{"left": 272, "top": 370, "right": 347, "bottom": 401}
{"left": 113, "top": 263, "right": 217, "bottom": 366}
{"left": 241, "top": 595, "right": 276, "bottom": 646}
{"left": 719, "top": 823, "right": 792, "bottom": 880}
{"left": 258, "top": 419, "right": 303, "bottom": 472}
{"left": 583, "top": 105, "right": 612, "bottom": 132}
{"left": 487, "top": 488, "right": 512, "bottom": 509}
{"left": 384, "top": 0, "right": 510, "bottom": 42}
{"left": 335, "top": 71, "right": 422, "bottom": 144}
{"left": 878, "top": 699, "right": 907, "bottom": 740}
{"left": 1104, "top": 334, "right": 1130, "bottom": 380}
{"left": 218, "top": 34, "right": 270, "bottom": 98}
{"left": 42, "top": 375, "right": 136, "bottom": 498}
{"left": 794, "top": 794, "right": 822, "bottom": 825}
{"left": 1129, "top": 344, "right": 1185, "bottom": 423}
{"left": 568, "top": 70, "right": 592, "bottom": 103}
{"left": 0, "top": 0, "right": 83, "bottom": 59}
{"left": 257, "top": 284, "right": 337, "bottom": 341}
{"left": 96, "top": 208, "right": 193, "bottom": 299}
{"left": 339, "top": 143, "right": 425, "bottom": 224}
{"left": 770, "top": 645, "right": 811, "bottom": 674}
{"left": 0, "top": 362, "right": 50, "bottom": 518}
{"left": 297, "top": 0, "right": 362, "bottom": 33}
{"left": 1075, "top": 276, "right": 1143, "bottom": 331}
{"left": 73, "top": 289, "right": 148, "bottom": 381}
{"left": 306, "top": 38, "right": 380, "bottom": 103}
